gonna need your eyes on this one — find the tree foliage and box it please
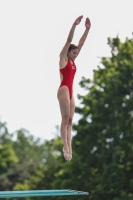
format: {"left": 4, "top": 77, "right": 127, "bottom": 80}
{"left": 71, "top": 36, "right": 133, "bottom": 200}
{"left": 48, "top": 36, "right": 133, "bottom": 200}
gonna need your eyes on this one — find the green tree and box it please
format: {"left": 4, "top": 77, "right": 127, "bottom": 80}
{"left": 50, "top": 36, "right": 133, "bottom": 200}
{"left": 0, "top": 144, "right": 18, "bottom": 191}
{"left": 0, "top": 121, "right": 12, "bottom": 145}
{"left": 12, "top": 136, "right": 63, "bottom": 200}
{"left": 0, "top": 144, "right": 17, "bottom": 173}
{"left": 0, "top": 121, "right": 63, "bottom": 192}
{"left": 9, "top": 129, "right": 58, "bottom": 192}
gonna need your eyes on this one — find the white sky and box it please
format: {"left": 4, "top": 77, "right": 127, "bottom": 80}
{"left": 0, "top": 0, "right": 133, "bottom": 140}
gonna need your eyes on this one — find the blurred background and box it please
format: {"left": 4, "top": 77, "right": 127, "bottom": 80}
{"left": 0, "top": 0, "right": 133, "bottom": 199}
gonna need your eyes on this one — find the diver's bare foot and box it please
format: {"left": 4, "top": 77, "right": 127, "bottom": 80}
{"left": 62, "top": 147, "right": 69, "bottom": 161}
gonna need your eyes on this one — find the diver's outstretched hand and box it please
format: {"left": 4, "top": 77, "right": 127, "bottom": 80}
{"left": 74, "top": 15, "right": 83, "bottom": 25}
{"left": 85, "top": 17, "right": 91, "bottom": 29}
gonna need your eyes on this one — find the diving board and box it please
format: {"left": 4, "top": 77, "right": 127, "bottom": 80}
{"left": 0, "top": 190, "right": 89, "bottom": 198}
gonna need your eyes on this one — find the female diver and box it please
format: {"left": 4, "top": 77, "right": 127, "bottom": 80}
{"left": 57, "top": 15, "right": 91, "bottom": 161}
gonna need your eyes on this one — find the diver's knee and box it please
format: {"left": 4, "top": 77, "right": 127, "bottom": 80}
{"left": 62, "top": 115, "right": 69, "bottom": 125}
{"left": 68, "top": 118, "right": 73, "bottom": 126}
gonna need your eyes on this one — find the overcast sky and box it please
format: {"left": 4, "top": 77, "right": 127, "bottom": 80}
{"left": 0, "top": 0, "right": 133, "bottom": 140}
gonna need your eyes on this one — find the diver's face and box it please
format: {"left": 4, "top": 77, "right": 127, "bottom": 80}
{"left": 68, "top": 49, "right": 79, "bottom": 60}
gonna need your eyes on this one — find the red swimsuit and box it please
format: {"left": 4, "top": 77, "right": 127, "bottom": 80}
{"left": 59, "top": 60, "right": 76, "bottom": 99}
